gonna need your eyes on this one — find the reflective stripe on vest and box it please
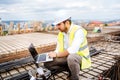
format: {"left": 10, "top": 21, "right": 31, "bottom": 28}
{"left": 79, "top": 44, "right": 88, "bottom": 51}
{"left": 83, "top": 54, "right": 90, "bottom": 59}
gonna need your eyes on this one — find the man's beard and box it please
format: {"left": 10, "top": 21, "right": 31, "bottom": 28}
{"left": 62, "top": 27, "right": 67, "bottom": 33}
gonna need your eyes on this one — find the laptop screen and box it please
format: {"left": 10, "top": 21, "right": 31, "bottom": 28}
{"left": 28, "top": 43, "right": 53, "bottom": 63}
{"left": 28, "top": 43, "right": 38, "bottom": 61}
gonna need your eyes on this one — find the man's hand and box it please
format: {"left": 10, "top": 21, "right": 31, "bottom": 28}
{"left": 48, "top": 52, "right": 57, "bottom": 58}
{"left": 48, "top": 50, "right": 69, "bottom": 58}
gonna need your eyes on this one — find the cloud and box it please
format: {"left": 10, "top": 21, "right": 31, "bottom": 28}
{"left": 0, "top": 0, "right": 18, "bottom": 5}
{"left": 0, "top": 0, "right": 120, "bottom": 20}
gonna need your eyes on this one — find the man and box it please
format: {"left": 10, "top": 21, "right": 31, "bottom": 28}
{"left": 44, "top": 16, "right": 91, "bottom": 80}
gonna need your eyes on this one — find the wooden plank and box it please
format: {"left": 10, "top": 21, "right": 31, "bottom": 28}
{"left": 0, "top": 43, "right": 56, "bottom": 63}
{"left": 0, "top": 51, "right": 28, "bottom": 63}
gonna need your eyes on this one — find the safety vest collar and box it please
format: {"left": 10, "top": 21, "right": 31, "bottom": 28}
{"left": 67, "top": 23, "right": 74, "bottom": 34}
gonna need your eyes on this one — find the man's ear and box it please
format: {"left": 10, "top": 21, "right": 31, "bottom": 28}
{"left": 66, "top": 21, "right": 69, "bottom": 25}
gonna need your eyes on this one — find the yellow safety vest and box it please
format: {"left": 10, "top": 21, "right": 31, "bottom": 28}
{"left": 57, "top": 25, "right": 91, "bottom": 69}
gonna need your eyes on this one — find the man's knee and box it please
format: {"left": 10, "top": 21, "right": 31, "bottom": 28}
{"left": 67, "top": 54, "right": 81, "bottom": 64}
{"left": 67, "top": 54, "right": 76, "bottom": 63}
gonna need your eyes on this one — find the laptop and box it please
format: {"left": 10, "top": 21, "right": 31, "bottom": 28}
{"left": 28, "top": 43, "right": 53, "bottom": 63}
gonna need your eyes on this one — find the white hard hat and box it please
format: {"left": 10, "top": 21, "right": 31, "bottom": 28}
{"left": 52, "top": 16, "right": 71, "bottom": 26}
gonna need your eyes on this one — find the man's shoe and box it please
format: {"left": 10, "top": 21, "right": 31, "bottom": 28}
{"left": 37, "top": 67, "right": 44, "bottom": 75}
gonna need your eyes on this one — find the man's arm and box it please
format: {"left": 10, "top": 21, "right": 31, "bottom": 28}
{"left": 57, "top": 50, "right": 69, "bottom": 57}
{"left": 67, "top": 29, "right": 85, "bottom": 54}
{"left": 48, "top": 50, "right": 69, "bottom": 58}
{"left": 49, "top": 28, "right": 85, "bottom": 57}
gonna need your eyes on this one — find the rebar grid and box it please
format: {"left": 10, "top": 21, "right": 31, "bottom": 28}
{"left": 0, "top": 39, "right": 120, "bottom": 80}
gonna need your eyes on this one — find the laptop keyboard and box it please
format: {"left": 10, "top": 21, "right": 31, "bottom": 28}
{"left": 37, "top": 54, "right": 46, "bottom": 62}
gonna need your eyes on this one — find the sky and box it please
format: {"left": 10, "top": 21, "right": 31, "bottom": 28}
{"left": 0, "top": 0, "right": 120, "bottom": 21}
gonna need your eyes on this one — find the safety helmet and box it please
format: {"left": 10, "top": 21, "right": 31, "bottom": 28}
{"left": 52, "top": 16, "right": 71, "bottom": 26}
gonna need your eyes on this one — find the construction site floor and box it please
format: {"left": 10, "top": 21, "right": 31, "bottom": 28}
{"left": 0, "top": 26, "right": 120, "bottom": 80}
{"left": 0, "top": 41, "right": 119, "bottom": 80}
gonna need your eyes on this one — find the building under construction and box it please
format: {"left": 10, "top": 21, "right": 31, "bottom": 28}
{"left": 0, "top": 26, "right": 120, "bottom": 80}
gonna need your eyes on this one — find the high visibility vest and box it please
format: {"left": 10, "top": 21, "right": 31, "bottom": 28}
{"left": 57, "top": 25, "right": 91, "bottom": 69}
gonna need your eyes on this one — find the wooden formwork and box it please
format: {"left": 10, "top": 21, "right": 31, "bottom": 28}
{"left": 0, "top": 33, "right": 57, "bottom": 63}
{"left": 0, "top": 28, "right": 120, "bottom": 63}
{"left": 0, "top": 42, "right": 56, "bottom": 63}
